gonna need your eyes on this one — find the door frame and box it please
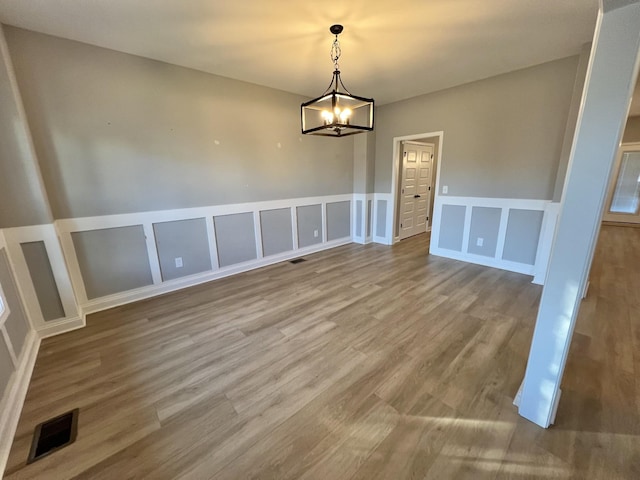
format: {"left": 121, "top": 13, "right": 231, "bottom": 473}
{"left": 398, "top": 141, "right": 435, "bottom": 240}
{"left": 602, "top": 141, "right": 640, "bottom": 223}
{"left": 390, "top": 131, "right": 444, "bottom": 245}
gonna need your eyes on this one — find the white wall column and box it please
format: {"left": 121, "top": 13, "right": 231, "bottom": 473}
{"left": 519, "top": 0, "right": 640, "bottom": 428}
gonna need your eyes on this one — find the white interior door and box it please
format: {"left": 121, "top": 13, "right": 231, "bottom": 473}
{"left": 399, "top": 142, "right": 434, "bottom": 240}
{"left": 603, "top": 144, "right": 640, "bottom": 224}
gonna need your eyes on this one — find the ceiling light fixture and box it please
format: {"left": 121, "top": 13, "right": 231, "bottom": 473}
{"left": 301, "top": 25, "right": 374, "bottom": 137}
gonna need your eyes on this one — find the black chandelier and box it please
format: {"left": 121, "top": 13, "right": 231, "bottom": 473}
{"left": 301, "top": 25, "right": 374, "bottom": 137}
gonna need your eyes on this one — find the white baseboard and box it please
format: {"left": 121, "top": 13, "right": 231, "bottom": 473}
{"left": 430, "top": 246, "right": 535, "bottom": 276}
{"left": 373, "top": 235, "right": 392, "bottom": 245}
{"left": 81, "top": 237, "right": 352, "bottom": 317}
{"left": 0, "top": 331, "right": 40, "bottom": 475}
{"left": 37, "top": 316, "right": 85, "bottom": 339}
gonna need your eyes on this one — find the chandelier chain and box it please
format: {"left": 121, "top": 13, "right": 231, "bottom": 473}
{"left": 330, "top": 36, "right": 341, "bottom": 72}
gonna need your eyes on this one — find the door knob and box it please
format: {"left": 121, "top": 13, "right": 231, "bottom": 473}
{"left": 414, "top": 194, "right": 421, "bottom": 198}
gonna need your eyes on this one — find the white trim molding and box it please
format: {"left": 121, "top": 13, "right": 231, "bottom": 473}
{"left": 352, "top": 193, "right": 374, "bottom": 244}
{"left": 2, "top": 224, "right": 83, "bottom": 336}
{"left": 54, "top": 194, "right": 354, "bottom": 318}
{"left": 372, "top": 193, "right": 394, "bottom": 245}
{"left": 532, "top": 202, "right": 561, "bottom": 285}
{"left": 430, "top": 195, "right": 551, "bottom": 277}
{"left": 389, "top": 131, "right": 445, "bottom": 246}
{"left": 80, "top": 237, "right": 351, "bottom": 317}
{"left": 0, "top": 331, "right": 40, "bottom": 476}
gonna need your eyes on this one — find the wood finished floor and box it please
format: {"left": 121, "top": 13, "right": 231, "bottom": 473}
{"left": 4, "top": 227, "right": 640, "bottom": 479}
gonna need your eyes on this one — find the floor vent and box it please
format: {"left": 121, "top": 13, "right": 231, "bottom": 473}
{"left": 28, "top": 409, "right": 79, "bottom": 464}
{"left": 289, "top": 258, "right": 306, "bottom": 264}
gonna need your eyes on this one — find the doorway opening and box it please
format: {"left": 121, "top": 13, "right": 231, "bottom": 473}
{"left": 390, "top": 131, "right": 444, "bottom": 245}
{"left": 602, "top": 142, "right": 640, "bottom": 225}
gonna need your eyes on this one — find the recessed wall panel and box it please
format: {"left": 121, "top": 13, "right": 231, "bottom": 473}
{"left": 367, "top": 200, "right": 372, "bottom": 237}
{"left": 467, "top": 207, "right": 501, "bottom": 257}
{"left": 260, "top": 208, "right": 293, "bottom": 257}
{"left": 355, "top": 200, "right": 363, "bottom": 238}
{"left": 376, "top": 200, "right": 387, "bottom": 238}
{"left": 72, "top": 226, "right": 153, "bottom": 299}
{"left": 297, "top": 205, "right": 323, "bottom": 248}
{"left": 214, "top": 213, "right": 257, "bottom": 267}
{"left": 154, "top": 218, "right": 211, "bottom": 281}
{"left": 327, "top": 201, "right": 351, "bottom": 240}
{"left": 438, "top": 205, "right": 466, "bottom": 251}
{"left": 20, "top": 241, "right": 65, "bottom": 321}
{"left": 0, "top": 249, "right": 29, "bottom": 359}
{"left": 0, "top": 337, "right": 14, "bottom": 400}
{"left": 502, "top": 209, "right": 544, "bottom": 265}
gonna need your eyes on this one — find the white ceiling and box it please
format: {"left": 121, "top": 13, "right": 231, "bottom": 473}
{"left": 0, "top": 0, "right": 601, "bottom": 105}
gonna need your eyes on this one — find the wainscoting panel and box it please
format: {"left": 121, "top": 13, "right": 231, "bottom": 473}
{"left": 0, "top": 336, "right": 14, "bottom": 404}
{"left": 20, "top": 241, "right": 65, "bottom": 321}
{"left": 2, "top": 224, "right": 82, "bottom": 337}
{"left": 55, "top": 194, "right": 353, "bottom": 317}
{"left": 431, "top": 196, "right": 550, "bottom": 276}
{"left": 0, "top": 249, "right": 29, "bottom": 359}
{"left": 327, "top": 201, "right": 351, "bottom": 241}
{"left": 260, "top": 208, "right": 294, "bottom": 257}
{"left": 355, "top": 200, "right": 363, "bottom": 239}
{"left": 72, "top": 225, "right": 154, "bottom": 299}
{"left": 352, "top": 194, "right": 374, "bottom": 245}
{"left": 467, "top": 207, "right": 502, "bottom": 257}
{"left": 0, "top": 235, "right": 40, "bottom": 476}
{"left": 438, "top": 204, "right": 466, "bottom": 251}
{"left": 532, "top": 202, "right": 561, "bottom": 285}
{"left": 154, "top": 218, "right": 212, "bottom": 281}
{"left": 296, "top": 204, "right": 323, "bottom": 248}
{"left": 372, "top": 193, "right": 394, "bottom": 245}
{"left": 503, "top": 209, "right": 545, "bottom": 265}
{"left": 214, "top": 213, "right": 258, "bottom": 267}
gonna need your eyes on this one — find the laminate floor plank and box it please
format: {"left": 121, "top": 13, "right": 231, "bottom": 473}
{"left": 5, "top": 226, "right": 640, "bottom": 479}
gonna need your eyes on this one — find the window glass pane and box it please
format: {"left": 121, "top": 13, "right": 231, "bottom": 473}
{"left": 610, "top": 151, "right": 640, "bottom": 214}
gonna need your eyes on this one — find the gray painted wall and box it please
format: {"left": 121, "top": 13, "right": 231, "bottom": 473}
{"left": 0, "top": 24, "right": 51, "bottom": 228}
{"left": 438, "top": 205, "right": 466, "bottom": 251}
{"left": 214, "top": 213, "right": 257, "bottom": 267}
{"left": 72, "top": 226, "right": 154, "bottom": 299}
{"left": 353, "top": 132, "right": 376, "bottom": 194}
{"left": 0, "top": 249, "right": 29, "bottom": 358}
{"left": 5, "top": 27, "right": 354, "bottom": 220}
{"left": 297, "top": 205, "right": 322, "bottom": 248}
{"left": 502, "top": 209, "right": 544, "bottom": 265}
{"left": 623, "top": 116, "right": 640, "bottom": 143}
{"left": 326, "top": 201, "right": 351, "bottom": 240}
{"left": 467, "top": 207, "right": 501, "bottom": 257}
{"left": 153, "top": 218, "right": 211, "bottom": 281}
{"left": 260, "top": 208, "right": 293, "bottom": 257}
{"left": 355, "top": 201, "right": 363, "bottom": 237}
{"left": 375, "top": 56, "right": 580, "bottom": 199}
{"left": 20, "top": 241, "right": 65, "bottom": 321}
